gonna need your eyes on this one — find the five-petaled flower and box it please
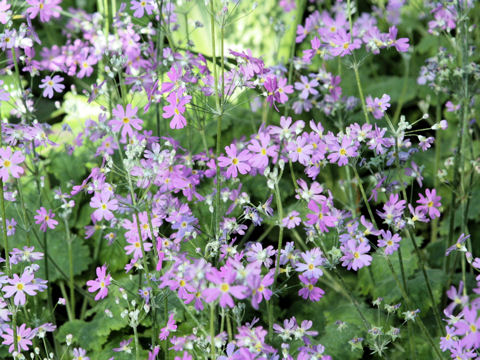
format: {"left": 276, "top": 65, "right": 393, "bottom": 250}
{"left": 86, "top": 265, "right": 112, "bottom": 301}
{"left": 34, "top": 207, "right": 58, "bottom": 232}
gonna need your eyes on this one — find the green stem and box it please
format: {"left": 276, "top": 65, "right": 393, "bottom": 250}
{"left": 134, "top": 325, "right": 140, "bottom": 360}
{"left": 64, "top": 218, "right": 75, "bottom": 319}
{"left": 210, "top": 304, "right": 216, "bottom": 359}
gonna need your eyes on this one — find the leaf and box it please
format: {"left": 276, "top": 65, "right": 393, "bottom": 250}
{"left": 319, "top": 323, "right": 364, "bottom": 360}
{"left": 364, "top": 76, "right": 418, "bottom": 104}
{"left": 37, "top": 232, "right": 92, "bottom": 282}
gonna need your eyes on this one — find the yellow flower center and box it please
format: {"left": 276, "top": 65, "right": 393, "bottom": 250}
{"left": 261, "top": 148, "right": 267, "bottom": 155}
{"left": 257, "top": 285, "right": 264, "bottom": 292}
{"left": 179, "top": 280, "right": 186, "bottom": 287}
{"left": 135, "top": 241, "right": 141, "bottom": 248}
{"left": 354, "top": 252, "right": 360, "bottom": 259}
{"left": 343, "top": 42, "right": 350, "bottom": 49}
{"left": 3, "top": 160, "right": 11, "bottom": 167}
{"left": 123, "top": 117, "right": 130, "bottom": 124}
{"left": 308, "top": 264, "right": 314, "bottom": 270}
{"left": 16, "top": 283, "right": 24, "bottom": 291}
{"left": 427, "top": 201, "right": 433, "bottom": 207}
{"left": 308, "top": 284, "right": 314, "bottom": 290}
{"left": 387, "top": 240, "right": 393, "bottom": 246}
{"left": 232, "top": 158, "right": 239, "bottom": 165}
{"left": 339, "top": 148, "right": 347, "bottom": 156}
{"left": 220, "top": 283, "right": 229, "bottom": 292}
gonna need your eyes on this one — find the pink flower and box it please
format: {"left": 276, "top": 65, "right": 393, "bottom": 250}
{"left": 73, "top": 348, "right": 89, "bottom": 360}
{"left": 6, "top": 218, "right": 16, "bottom": 236}
{"left": 247, "top": 133, "right": 277, "bottom": 169}
{"left": 77, "top": 54, "right": 97, "bottom": 78}
{"left": 298, "top": 275, "right": 325, "bottom": 301}
{"left": 202, "top": 266, "right": 248, "bottom": 308}
{"left": 1, "top": 323, "right": 35, "bottom": 353}
{"left": 282, "top": 211, "right": 301, "bottom": 229}
{"left": 2, "top": 270, "right": 40, "bottom": 306}
{"left": 366, "top": 94, "right": 391, "bottom": 119}
{"left": 39, "top": 75, "right": 64, "bottom": 98}
{"left": 159, "top": 313, "right": 177, "bottom": 340}
{"left": 327, "top": 136, "right": 358, "bottom": 166}
{"left": 34, "top": 207, "right": 58, "bottom": 232}
{"left": 130, "top": 0, "right": 154, "bottom": 18}
{"left": 0, "top": 1, "right": 11, "bottom": 25}
{"left": 328, "top": 29, "right": 362, "bottom": 57}
{"left": 218, "top": 144, "right": 251, "bottom": 178}
{"left": 295, "top": 248, "right": 324, "bottom": 278}
{"left": 90, "top": 191, "right": 118, "bottom": 222}
{"left": 26, "top": 0, "right": 61, "bottom": 22}
{"left": 340, "top": 239, "right": 372, "bottom": 271}
{"left": 162, "top": 90, "right": 191, "bottom": 129}
{"left": 248, "top": 271, "right": 274, "bottom": 310}
{"left": 416, "top": 188, "right": 441, "bottom": 219}
{"left": 0, "top": 147, "right": 25, "bottom": 181}
{"left": 86, "top": 265, "right": 111, "bottom": 301}
{"left": 109, "top": 104, "right": 143, "bottom": 140}
{"left": 378, "top": 230, "right": 401, "bottom": 255}
{"left": 305, "top": 200, "right": 336, "bottom": 233}
{"left": 124, "top": 237, "right": 152, "bottom": 259}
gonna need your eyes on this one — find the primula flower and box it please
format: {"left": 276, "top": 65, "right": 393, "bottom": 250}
{"left": 73, "top": 348, "right": 89, "bottom": 360}
{"left": 218, "top": 144, "right": 251, "bottom": 178}
{"left": 327, "top": 136, "right": 358, "bottom": 166}
{"left": 247, "top": 133, "right": 276, "bottom": 169}
{"left": 26, "top": 0, "right": 61, "bottom": 22}
{"left": 366, "top": 94, "right": 391, "bottom": 119}
{"left": 248, "top": 271, "right": 274, "bottom": 310}
{"left": 416, "top": 188, "right": 441, "bottom": 219}
{"left": 454, "top": 306, "right": 480, "bottom": 349}
{"left": 130, "top": 0, "right": 154, "bottom": 18}
{"left": 295, "top": 75, "right": 319, "bottom": 99}
{"left": 340, "top": 239, "right": 372, "bottom": 271}
{"left": 202, "top": 266, "right": 247, "bottom": 308}
{"left": 282, "top": 211, "right": 301, "bottom": 229}
{"left": 5, "top": 218, "right": 16, "bottom": 236}
{"left": 86, "top": 265, "right": 111, "bottom": 301}
{"left": 163, "top": 90, "right": 191, "bottom": 129}
{"left": 159, "top": 313, "right": 177, "bottom": 340}
{"left": 0, "top": 147, "right": 25, "bottom": 181}
{"left": 2, "top": 269, "right": 40, "bottom": 306}
{"left": 298, "top": 275, "right": 325, "bottom": 301}
{"left": 0, "top": 1, "right": 11, "bottom": 25}
{"left": 34, "top": 207, "right": 58, "bottom": 232}
{"left": 90, "top": 191, "right": 118, "bottom": 222}
{"left": 305, "top": 200, "right": 336, "bottom": 232}
{"left": 378, "top": 230, "right": 401, "bottom": 255}
{"left": 109, "top": 104, "right": 143, "bottom": 140}
{"left": 39, "top": 75, "right": 64, "bottom": 98}
{"left": 246, "top": 243, "right": 275, "bottom": 268}
{"left": 328, "top": 29, "right": 362, "bottom": 57}
{"left": 1, "top": 323, "right": 35, "bottom": 353}
{"left": 446, "top": 233, "right": 470, "bottom": 256}
{"left": 295, "top": 248, "right": 324, "bottom": 279}
{"left": 113, "top": 338, "right": 133, "bottom": 353}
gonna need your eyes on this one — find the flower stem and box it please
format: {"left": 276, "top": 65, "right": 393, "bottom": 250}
{"left": 209, "top": 304, "right": 216, "bottom": 359}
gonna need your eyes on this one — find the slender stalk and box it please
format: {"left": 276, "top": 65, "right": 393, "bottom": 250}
{"left": 209, "top": 304, "right": 216, "bottom": 359}
{"left": 346, "top": 0, "right": 370, "bottom": 125}
{"left": 210, "top": 1, "right": 224, "bottom": 239}
{"left": 63, "top": 218, "right": 76, "bottom": 319}
{"left": 133, "top": 325, "right": 140, "bottom": 360}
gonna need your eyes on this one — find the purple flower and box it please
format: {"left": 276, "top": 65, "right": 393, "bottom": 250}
{"left": 2, "top": 269, "right": 40, "bottom": 306}
{"left": 86, "top": 265, "right": 111, "bottom": 301}
{"left": 416, "top": 188, "right": 441, "bottom": 219}
{"left": 163, "top": 90, "right": 192, "bottom": 129}
{"left": 282, "top": 211, "right": 301, "bottom": 229}
{"left": 109, "top": 104, "right": 144, "bottom": 140}
{"left": 453, "top": 306, "right": 480, "bottom": 349}
{"left": 130, "top": 0, "right": 154, "bottom": 18}
{"left": 295, "top": 248, "right": 324, "bottom": 279}
{"left": 159, "top": 313, "right": 177, "bottom": 340}
{"left": 113, "top": 339, "right": 133, "bottom": 353}
{"left": 34, "top": 207, "right": 58, "bottom": 232}
{"left": 446, "top": 233, "right": 470, "bottom": 256}
{"left": 246, "top": 243, "right": 275, "bottom": 268}
{"left": 218, "top": 144, "right": 251, "bottom": 179}
{"left": 305, "top": 200, "right": 336, "bottom": 233}
{"left": 445, "top": 281, "right": 468, "bottom": 316}
{"left": 1, "top": 323, "right": 35, "bottom": 353}
{"left": 248, "top": 271, "right": 274, "bottom": 310}
{"left": 0, "top": 147, "right": 25, "bottom": 182}
{"left": 202, "top": 266, "right": 247, "bottom": 308}
{"left": 5, "top": 218, "right": 16, "bottom": 236}
{"left": 39, "top": 75, "right": 64, "bottom": 98}
{"left": 405, "top": 161, "right": 423, "bottom": 187}
{"left": 340, "top": 240, "right": 372, "bottom": 271}
{"left": 90, "top": 191, "right": 118, "bottom": 222}
{"left": 327, "top": 136, "right": 358, "bottom": 166}
{"left": 298, "top": 275, "right": 325, "bottom": 301}
{"left": 378, "top": 230, "right": 401, "bottom": 255}
{"left": 26, "top": 0, "right": 61, "bottom": 22}
{"left": 295, "top": 75, "right": 319, "bottom": 99}
{"left": 366, "top": 94, "right": 391, "bottom": 119}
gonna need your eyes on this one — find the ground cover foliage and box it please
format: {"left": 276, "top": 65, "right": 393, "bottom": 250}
{"left": 0, "top": 0, "right": 480, "bottom": 359}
